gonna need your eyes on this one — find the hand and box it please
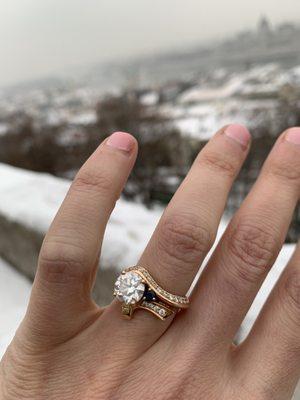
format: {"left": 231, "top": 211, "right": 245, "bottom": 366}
{"left": 1, "top": 127, "right": 300, "bottom": 400}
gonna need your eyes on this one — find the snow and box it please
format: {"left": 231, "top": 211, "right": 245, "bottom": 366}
{"left": 0, "top": 164, "right": 297, "bottom": 370}
{"left": 68, "top": 111, "right": 97, "bottom": 126}
{"left": 176, "top": 117, "right": 210, "bottom": 139}
{"left": 140, "top": 91, "right": 159, "bottom": 106}
{"left": 100, "top": 199, "right": 161, "bottom": 269}
{"left": 170, "top": 63, "right": 300, "bottom": 140}
{"left": 0, "top": 123, "right": 9, "bottom": 136}
{"left": 2, "top": 63, "right": 300, "bottom": 146}
{"left": 56, "top": 128, "right": 88, "bottom": 146}
{"left": 178, "top": 65, "right": 284, "bottom": 106}
{"left": 172, "top": 99, "right": 257, "bottom": 140}
{"left": 0, "top": 163, "right": 161, "bottom": 268}
{"left": 0, "top": 163, "right": 70, "bottom": 234}
{"left": 179, "top": 76, "right": 244, "bottom": 104}
{"left": 240, "top": 244, "right": 295, "bottom": 340}
{"left": 0, "top": 257, "right": 31, "bottom": 357}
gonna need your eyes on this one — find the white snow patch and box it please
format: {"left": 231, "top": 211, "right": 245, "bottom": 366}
{"left": 179, "top": 77, "right": 244, "bottom": 104}
{"left": 140, "top": 92, "right": 159, "bottom": 106}
{"left": 0, "top": 163, "right": 162, "bottom": 268}
{"left": 68, "top": 111, "right": 97, "bottom": 126}
{"left": 0, "top": 258, "right": 31, "bottom": 357}
{"left": 0, "top": 123, "right": 9, "bottom": 136}
{"left": 0, "top": 163, "right": 70, "bottom": 233}
{"left": 240, "top": 244, "right": 295, "bottom": 340}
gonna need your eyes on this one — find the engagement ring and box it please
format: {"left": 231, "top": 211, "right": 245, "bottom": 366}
{"left": 114, "top": 266, "right": 189, "bottom": 320}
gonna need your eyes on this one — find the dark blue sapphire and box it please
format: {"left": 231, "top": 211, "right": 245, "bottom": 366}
{"left": 144, "top": 289, "right": 156, "bottom": 302}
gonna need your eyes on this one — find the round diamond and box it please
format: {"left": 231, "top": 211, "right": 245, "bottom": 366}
{"left": 159, "top": 309, "right": 166, "bottom": 317}
{"left": 114, "top": 272, "right": 145, "bottom": 305}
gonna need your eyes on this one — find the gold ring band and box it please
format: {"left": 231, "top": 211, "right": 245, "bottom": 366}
{"left": 113, "top": 266, "right": 190, "bottom": 320}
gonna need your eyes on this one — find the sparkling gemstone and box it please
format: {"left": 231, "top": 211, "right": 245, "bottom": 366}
{"left": 159, "top": 309, "right": 166, "bottom": 317}
{"left": 115, "top": 272, "right": 145, "bottom": 305}
{"left": 144, "top": 289, "right": 156, "bottom": 302}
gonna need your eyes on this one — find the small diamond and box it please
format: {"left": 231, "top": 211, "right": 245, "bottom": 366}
{"left": 159, "top": 309, "right": 166, "bottom": 317}
{"left": 114, "top": 272, "right": 145, "bottom": 305}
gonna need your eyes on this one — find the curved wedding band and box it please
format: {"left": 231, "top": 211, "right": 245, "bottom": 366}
{"left": 113, "top": 266, "right": 190, "bottom": 320}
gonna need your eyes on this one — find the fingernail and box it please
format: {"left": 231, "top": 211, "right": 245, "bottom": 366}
{"left": 285, "top": 128, "right": 300, "bottom": 145}
{"left": 106, "top": 131, "right": 135, "bottom": 153}
{"left": 225, "top": 124, "right": 251, "bottom": 148}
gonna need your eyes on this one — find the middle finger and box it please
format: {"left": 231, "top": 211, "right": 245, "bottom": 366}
{"left": 139, "top": 124, "right": 251, "bottom": 295}
{"left": 104, "top": 124, "right": 250, "bottom": 343}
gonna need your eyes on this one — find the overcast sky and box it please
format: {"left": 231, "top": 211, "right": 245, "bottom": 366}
{"left": 0, "top": 0, "right": 299, "bottom": 87}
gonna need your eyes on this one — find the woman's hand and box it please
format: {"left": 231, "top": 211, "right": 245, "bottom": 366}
{"left": 1, "top": 126, "right": 300, "bottom": 400}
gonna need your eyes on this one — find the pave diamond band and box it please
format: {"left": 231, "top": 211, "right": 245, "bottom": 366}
{"left": 113, "top": 266, "right": 190, "bottom": 320}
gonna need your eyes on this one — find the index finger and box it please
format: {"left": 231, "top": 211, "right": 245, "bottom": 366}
{"left": 25, "top": 132, "right": 138, "bottom": 344}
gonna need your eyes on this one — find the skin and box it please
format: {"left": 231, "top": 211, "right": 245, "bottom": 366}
{"left": 0, "top": 125, "right": 300, "bottom": 400}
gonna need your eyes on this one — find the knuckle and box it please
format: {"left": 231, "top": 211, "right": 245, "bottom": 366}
{"left": 38, "top": 241, "right": 90, "bottom": 285}
{"left": 157, "top": 213, "right": 213, "bottom": 266}
{"left": 235, "top": 384, "right": 276, "bottom": 400}
{"left": 278, "top": 271, "right": 300, "bottom": 331}
{"left": 266, "top": 157, "right": 300, "bottom": 185}
{"left": 283, "top": 271, "right": 300, "bottom": 311}
{"left": 226, "top": 221, "right": 278, "bottom": 284}
{"left": 72, "top": 169, "right": 113, "bottom": 196}
{"left": 199, "top": 151, "right": 237, "bottom": 178}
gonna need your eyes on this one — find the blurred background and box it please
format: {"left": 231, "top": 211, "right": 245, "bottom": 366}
{"left": 0, "top": 0, "right": 299, "bottom": 394}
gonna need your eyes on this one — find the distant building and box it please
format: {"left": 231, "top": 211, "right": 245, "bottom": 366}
{"left": 211, "top": 16, "right": 300, "bottom": 68}
{"left": 278, "top": 22, "right": 296, "bottom": 35}
{"left": 258, "top": 15, "right": 272, "bottom": 36}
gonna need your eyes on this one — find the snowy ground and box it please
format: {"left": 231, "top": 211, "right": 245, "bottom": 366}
{"left": 0, "top": 163, "right": 162, "bottom": 269}
{"left": 0, "top": 164, "right": 298, "bottom": 395}
{"left": 0, "top": 257, "right": 31, "bottom": 356}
